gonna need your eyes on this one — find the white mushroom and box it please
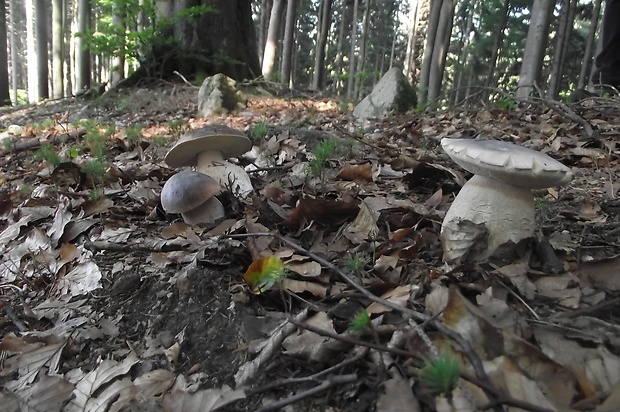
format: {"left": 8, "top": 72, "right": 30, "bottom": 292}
{"left": 164, "top": 125, "right": 254, "bottom": 198}
{"left": 440, "top": 138, "right": 573, "bottom": 263}
{"left": 160, "top": 170, "right": 225, "bottom": 225}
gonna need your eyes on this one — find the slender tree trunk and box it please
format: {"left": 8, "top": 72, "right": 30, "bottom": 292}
{"left": 453, "top": 0, "right": 474, "bottom": 105}
{"left": 334, "top": 0, "right": 351, "bottom": 95}
{"left": 578, "top": 0, "right": 602, "bottom": 89}
{"left": 280, "top": 0, "right": 297, "bottom": 86}
{"left": 516, "top": 0, "right": 554, "bottom": 99}
{"left": 482, "top": 0, "right": 510, "bottom": 102}
{"left": 34, "top": 0, "right": 48, "bottom": 99}
{"left": 427, "top": 0, "right": 455, "bottom": 102}
{"left": 262, "top": 0, "right": 284, "bottom": 80}
{"left": 346, "top": 0, "right": 359, "bottom": 99}
{"left": 75, "top": 0, "right": 91, "bottom": 92}
{"left": 312, "top": 0, "right": 332, "bottom": 90}
{"left": 547, "top": 0, "right": 576, "bottom": 98}
{"left": 353, "top": 0, "right": 370, "bottom": 98}
{"left": 0, "top": 0, "right": 10, "bottom": 105}
{"left": 52, "top": 0, "right": 64, "bottom": 99}
{"left": 111, "top": 4, "right": 125, "bottom": 85}
{"left": 404, "top": 0, "right": 420, "bottom": 82}
{"left": 25, "top": 0, "right": 39, "bottom": 103}
{"left": 419, "top": 0, "right": 442, "bottom": 102}
{"left": 258, "top": 0, "right": 272, "bottom": 64}
{"left": 8, "top": 0, "right": 18, "bottom": 104}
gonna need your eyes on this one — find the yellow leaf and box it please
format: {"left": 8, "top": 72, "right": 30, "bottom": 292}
{"left": 243, "top": 256, "right": 285, "bottom": 294}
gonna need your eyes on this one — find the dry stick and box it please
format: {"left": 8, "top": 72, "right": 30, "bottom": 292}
{"left": 244, "top": 347, "right": 368, "bottom": 397}
{"left": 225, "top": 232, "right": 500, "bottom": 411}
{"left": 254, "top": 374, "right": 358, "bottom": 412}
{"left": 288, "top": 317, "right": 555, "bottom": 412}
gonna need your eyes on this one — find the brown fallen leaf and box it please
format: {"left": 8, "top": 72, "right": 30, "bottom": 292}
{"left": 337, "top": 162, "right": 373, "bottom": 182}
{"left": 283, "top": 197, "right": 359, "bottom": 229}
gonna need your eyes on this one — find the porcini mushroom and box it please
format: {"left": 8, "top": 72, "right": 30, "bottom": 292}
{"left": 161, "top": 170, "right": 225, "bottom": 224}
{"left": 440, "top": 138, "right": 573, "bottom": 263}
{"left": 164, "top": 125, "right": 254, "bottom": 198}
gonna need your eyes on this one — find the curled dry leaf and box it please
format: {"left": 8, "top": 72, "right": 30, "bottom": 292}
{"left": 337, "top": 162, "right": 373, "bottom": 182}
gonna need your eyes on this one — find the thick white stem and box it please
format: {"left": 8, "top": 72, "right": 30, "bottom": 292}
{"left": 441, "top": 174, "right": 535, "bottom": 263}
{"left": 197, "top": 150, "right": 225, "bottom": 172}
{"left": 196, "top": 151, "right": 253, "bottom": 198}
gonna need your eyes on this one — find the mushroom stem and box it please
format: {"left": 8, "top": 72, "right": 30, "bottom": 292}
{"left": 196, "top": 151, "right": 254, "bottom": 198}
{"left": 197, "top": 150, "right": 226, "bottom": 168}
{"left": 441, "top": 174, "right": 535, "bottom": 263}
{"left": 181, "top": 196, "right": 225, "bottom": 224}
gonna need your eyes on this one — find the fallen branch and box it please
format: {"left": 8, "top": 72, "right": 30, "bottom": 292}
{"left": 0, "top": 129, "right": 86, "bottom": 155}
{"left": 254, "top": 373, "right": 358, "bottom": 412}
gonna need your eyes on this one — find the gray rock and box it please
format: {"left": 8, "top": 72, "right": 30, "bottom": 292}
{"left": 353, "top": 67, "right": 417, "bottom": 119}
{"left": 197, "top": 73, "right": 246, "bottom": 118}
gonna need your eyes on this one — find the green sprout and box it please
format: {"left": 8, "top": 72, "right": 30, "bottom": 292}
{"left": 309, "top": 138, "right": 339, "bottom": 177}
{"left": 167, "top": 120, "right": 188, "bottom": 138}
{"left": 348, "top": 309, "right": 371, "bottom": 333}
{"left": 417, "top": 352, "right": 461, "bottom": 396}
{"left": 34, "top": 144, "right": 63, "bottom": 166}
{"left": 125, "top": 124, "right": 143, "bottom": 146}
{"left": 248, "top": 120, "right": 269, "bottom": 143}
{"left": 342, "top": 253, "right": 368, "bottom": 274}
{"left": 81, "top": 159, "right": 107, "bottom": 185}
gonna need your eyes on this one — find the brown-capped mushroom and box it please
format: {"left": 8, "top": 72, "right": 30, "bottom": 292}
{"left": 164, "top": 125, "right": 253, "bottom": 198}
{"left": 160, "top": 170, "right": 224, "bottom": 224}
{"left": 440, "top": 138, "right": 573, "bottom": 263}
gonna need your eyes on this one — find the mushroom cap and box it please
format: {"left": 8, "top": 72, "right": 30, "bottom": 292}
{"left": 165, "top": 125, "right": 252, "bottom": 168}
{"left": 441, "top": 138, "right": 573, "bottom": 189}
{"left": 160, "top": 170, "right": 221, "bottom": 213}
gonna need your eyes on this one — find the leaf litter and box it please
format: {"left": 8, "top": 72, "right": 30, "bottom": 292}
{"left": 0, "top": 85, "right": 619, "bottom": 411}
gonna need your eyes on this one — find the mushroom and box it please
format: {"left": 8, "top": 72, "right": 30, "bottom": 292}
{"left": 440, "top": 138, "right": 573, "bottom": 263}
{"left": 160, "top": 170, "right": 225, "bottom": 224}
{"left": 164, "top": 125, "right": 254, "bottom": 198}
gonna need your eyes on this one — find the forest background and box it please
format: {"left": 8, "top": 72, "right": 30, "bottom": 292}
{"left": 0, "top": 0, "right": 604, "bottom": 109}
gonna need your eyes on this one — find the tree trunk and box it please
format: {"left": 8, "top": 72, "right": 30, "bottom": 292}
{"left": 34, "top": 0, "right": 48, "bottom": 100}
{"left": 427, "top": 0, "right": 455, "bottom": 103}
{"left": 312, "top": 0, "right": 332, "bottom": 90}
{"left": 258, "top": 0, "right": 272, "bottom": 65}
{"left": 353, "top": 0, "right": 370, "bottom": 98}
{"left": 75, "top": 0, "right": 91, "bottom": 92}
{"left": 453, "top": 0, "right": 475, "bottom": 105}
{"left": 482, "top": 0, "right": 510, "bottom": 102}
{"left": 333, "top": 0, "right": 351, "bottom": 94}
{"left": 516, "top": 0, "right": 554, "bottom": 99}
{"left": 8, "top": 0, "right": 18, "bottom": 104}
{"left": 280, "top": 0, "right": 297, "bottom": 86}
{"left": 52, "top": 0, "right": 64, "bottom": 99}
{"left": 419, "top": 0, "right": 442, "bottom": 103}
{"left": 404, "top": 0, "right": 420, "bottom": 82}
{"left": 25, "top": 0, "right": 37, "bottom": 102}
{"left": 262, "top": 0, "right": 284, "bottom": 80}
{"left": 578, "top": 0, "right": 602, "bottom": 89}
{"left": 0, "top": 0, "right": 10, "bottom": 105}
{"left": 547, "top": 0, "right": 576, "bottom": 98}
{"left": 346, "top": 0, "right": 359, "bottom": 99}
{"left": 111, "top": 5, "right": 125, "bottom": 85}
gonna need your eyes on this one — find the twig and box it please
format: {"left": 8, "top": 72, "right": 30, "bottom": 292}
{"left": 235, "top": 308, "right": 309, "bottom": 387}
{"left": 244, "top": 346, "right": 368, "bottom": 397}
{"left": 289, "top": 317, "right": 555, "bottom": 412}
{"left": 254, "top": 374, "right": 358, "bottom": 412}
{"left": 83, "top": 241, "right": 186, "bottom": 253}
{"left": 173, "top": 71, "right": 195, "bottom": 87}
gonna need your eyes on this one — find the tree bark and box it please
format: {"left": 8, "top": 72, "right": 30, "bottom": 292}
{"left": 547, "top": 0, "right": 576, "bottom": 98}
{"left": 75, "top": 0, "right": 91, "bottom": 92}
{"left": 280, "top": 0, "right": 297, "bottom": 86}
{"left": 312, "top": 0, "right": 333, "bottom": 90}
{"left": 353, "top": 0, "right": 370, "bottom": 98}
{"left": 34, "top": 0, "right": 48, "bottom": 99}
{"left": 516, "top": 0, "right": 554, "bottom": 99}
{"left": 578, "top": 0, "right": 602, "bottom": 89}
{"left": 404, "top": 0, "right": 420, "bottom": 82}
{"left": 262, "top": 0, "right": 284, "bottom": 80}
{"left": 419, "top": 0, "right": 442, "bottom": 102}
{"left": 26, "top": 0, "right": 38, "bottom": 102}
{"left": 111, "top": 4, "right": 125, "bottom": 85}
{"left": 427, "top": 0, "right": 455, "bottom": 102}
{"left": 333, "top": 0, "right": 351, "bottom": 94}
{"left": 0, "top": 0, "right": 10, "bottom": 105}
{"left": 52, "top": 0, "right": 64, "bottom": 99}
{"left": 8, "top": 0, "right": 18, "bottom": 104}
{"left": 346, "top": 0, "right": 359, "bottom": 99}
{"left": 482, "top": 0, "right": 510, "bottom": 102}
{"left": 453, "top": 0, "right": 475, "bottom": 105}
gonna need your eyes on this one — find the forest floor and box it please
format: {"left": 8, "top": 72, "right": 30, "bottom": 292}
{"left": 0, "top": 82, "right": 619, "bottom": 412}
